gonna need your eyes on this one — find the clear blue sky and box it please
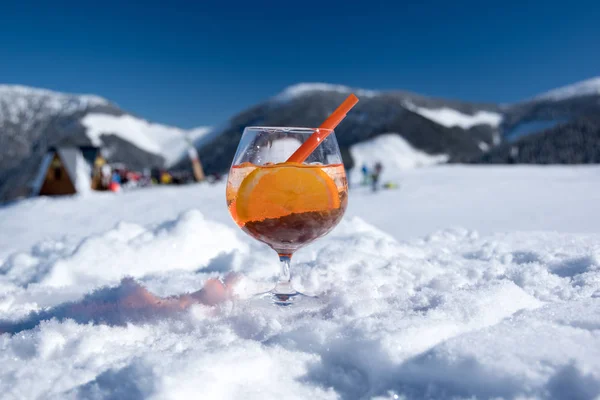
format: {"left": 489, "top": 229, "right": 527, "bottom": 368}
{"left": 2, "top": 0, "right": 599, "bottom": 128}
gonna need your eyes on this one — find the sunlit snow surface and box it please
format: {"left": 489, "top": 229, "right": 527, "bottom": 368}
{"left": 1, "top": 166, "right": 600, "bottom": 399}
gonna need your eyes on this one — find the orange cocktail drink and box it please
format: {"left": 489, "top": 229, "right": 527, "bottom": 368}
{"left": 227, "top": 162, "right": 348, "bottom": 255}
{"left": 225, "top": 94, "right": 358, "bottom": 306}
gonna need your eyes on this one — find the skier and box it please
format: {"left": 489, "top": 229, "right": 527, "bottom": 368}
{"left": 361, "top": 163, "right": 369, "bottom": 185}
{"left": 371, "top": 162, "right": 383, "bottom": 192}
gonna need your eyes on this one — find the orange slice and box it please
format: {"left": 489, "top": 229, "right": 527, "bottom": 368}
{"left": 235, "top": 163, "right": 340, "bottom": 224}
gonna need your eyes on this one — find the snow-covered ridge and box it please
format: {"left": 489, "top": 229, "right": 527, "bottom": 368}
{"left": 0, "top": 84, "right": 213, "bottom": 168}
{"left": 81, "top": 114, "right": 211, "bottom": 166}
{"left": 187, "top": 126, "right": 212, "bottom": 143}
{"left": 275, "top": 82, "right": 378, "bottom": 101}
{"left": 403, "top": 100, "right": 503, "bottom": 129}
{"left": 533, "top": 76, "right": 600, "bottom": 102}
{"left": 0, "top": 84, "right": 110, "bottom": 130}
{"left": 0, "top": 84, "right": 109, "bottom": 110}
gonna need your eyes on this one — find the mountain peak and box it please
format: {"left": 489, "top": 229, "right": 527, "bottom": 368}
{"left": 275, "top": 82, "right": 378, "bottom": 101}
{"left": 533, "top": 76, "right": 600, "bottom": 102}
{"left": 0, "top": 84, "right": 110, "bottom": 107}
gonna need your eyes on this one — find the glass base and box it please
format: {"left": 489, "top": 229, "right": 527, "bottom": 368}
{"left": 246, "top": 287, "right": 322, "bottom": 309}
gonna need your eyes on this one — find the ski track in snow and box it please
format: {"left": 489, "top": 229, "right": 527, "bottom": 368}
{"left": 0, "top": 166, "right": 600, "bottom": 399}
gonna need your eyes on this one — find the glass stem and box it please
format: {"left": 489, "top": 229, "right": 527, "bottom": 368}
{"left": 274, "top": 254, "right": 294, "bottom": 294}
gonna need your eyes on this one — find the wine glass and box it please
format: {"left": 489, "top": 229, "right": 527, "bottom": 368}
{"left": 226, "top": 126, "right": 348, "bottom": 306}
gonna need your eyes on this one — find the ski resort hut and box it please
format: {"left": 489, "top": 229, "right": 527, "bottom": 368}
{"left": 31, "top": 146, "right": 97, "bottom": 196}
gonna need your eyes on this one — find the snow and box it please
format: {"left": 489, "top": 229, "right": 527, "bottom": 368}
{"left": 276, "top": 83, "right": 378, "bottom": 102}
{"left": 82, "top": 114, "right": 203, "bottom": 167}
{"left": 534, "top": 76, "right": 600, "bottom": 101}
{"left": 0, "top": 85, "right": 109, "bottom": 131}
{"left": 349, "top": 133, "right": 448, "bottom": 183}
{"left": 403, "top": 101, "right": 503, "bottom": 129}
{"left": 0, "top": 85, "right": 212, "bottom": 168}
{"left": 0, "top": 85, "right": 109, "bottom": 110}
{"left": 73, "top": 151, "right": 93, "bottom": 195}
{"left": 1, "top": 165, "right": 600, "bottom": 399}
{"left": 187, "top": 126, "right": 213, "bottom": 143}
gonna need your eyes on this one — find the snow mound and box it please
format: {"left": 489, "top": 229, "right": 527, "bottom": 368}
{"left": 349, "top": 133, "right": 448, "bottom": 182}
{"left": 276, "top": 83, "right": 378, "bottom": 101}
{"left": 534, "top": 76, "right": 600, "bottom": 101}
{"left": 82, "top": 114, "right": 202, "bottom": 167}
{"left": 39, "top": 209, "right": 247, "bottom": 288}
{"left": 404, "top": 101, "right": 503, "bottom": 129}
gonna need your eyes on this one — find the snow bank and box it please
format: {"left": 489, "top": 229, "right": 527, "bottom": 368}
{"left": 403, "top": 101, "right": 503, "bottom": 129}
{"left": 82, "top": 114, "right": 199, "bottom": 166}
{"left": 349, "top": 133, "right": 448, "bottom": 182}
{"left": 534, "top": 76, "right": 600, "bottom": 102}
{"left": 41, "top": 210, "right": 247, "bottom": 288}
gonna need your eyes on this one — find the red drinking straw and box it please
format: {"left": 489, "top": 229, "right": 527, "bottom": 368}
{"left": 286, "top": 93, "right": 359, "bottom": 163}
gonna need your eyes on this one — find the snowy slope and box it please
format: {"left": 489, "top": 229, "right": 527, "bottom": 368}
{"left": 533, "top": 76, "right": 600, "bottom": 101}
{"left": 82, "top": 114, "right": 210, "bottom": 166}
{"left": 348, "top": 133, "right": 448, "bottom": 183}
{"left": 403, "top": 100, "right": 503, "bottom": 129}
{"left": 187, "top": 126, "right": 212, "bottom": 143}
{"left": 1, "top": 166, "right": 600, "bottom": 399}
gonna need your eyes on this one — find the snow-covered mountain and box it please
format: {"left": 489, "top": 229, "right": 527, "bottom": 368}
{"left": 0, "top": 84, "right": 109, "bottom": 124}
{"left": 0, "top": 85, "right": 116, "bottom": 172}
{"left": 3, "top": 76, "right": 600, "bottom": 202}
{"left": 0, "top": 85, "right": 210, "bottom": 201}
{"left": 533, "top": 76, "right": 600, "bottom": 102}
{"left": 0, "top": 85, "right": 208, "bottom": 169}
{"left": 487, "top": 76, "right": 600, "bottom": 164}
{"left": 179, "top": 82, "right": 502, "bottom": 176}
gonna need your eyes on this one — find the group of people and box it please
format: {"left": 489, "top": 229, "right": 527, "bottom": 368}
{"left": 360, "top": 162, "right": 384, "bottom": 192}
{"left": 90, "top": 156, "right": 220, "bottom": 194}
{"left": 92, "top": 158, "right": 180, "bottom": 193}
